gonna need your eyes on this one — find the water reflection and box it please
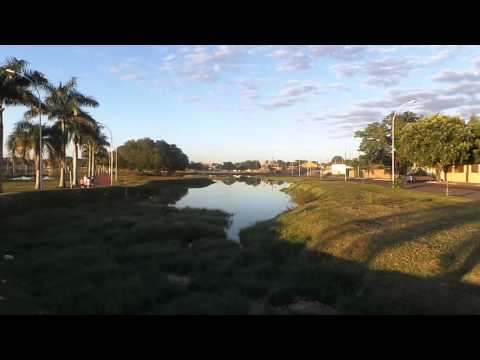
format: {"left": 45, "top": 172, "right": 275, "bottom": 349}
{"left": 174, "top": 178, "right": 293, "bottom": 241}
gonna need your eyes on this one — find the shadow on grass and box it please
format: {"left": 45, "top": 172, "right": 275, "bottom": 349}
{"left": 285, "top": 181, "right": 480, "bottom": 284}
{"left": 312, "top": 201, "right": 480, "bottom": 278}
{"left": 240, "top": 217, "right": 480, "bottom": 314}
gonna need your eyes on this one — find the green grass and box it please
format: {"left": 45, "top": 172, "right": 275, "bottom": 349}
{"left": 240, "top": 179, "right": 480, "bottom": 314}
{"left": 2, "top": 175, "right": 480, "bottom": 314}
{"left": 3, "top": 179, "right": 60, "bottom": 194}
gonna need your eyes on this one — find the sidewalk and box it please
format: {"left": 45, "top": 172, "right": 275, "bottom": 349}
{"left": 349, "top": 178, "right": 480, "bottom": 200}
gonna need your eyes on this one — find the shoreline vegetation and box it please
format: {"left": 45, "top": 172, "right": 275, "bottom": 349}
{"left": 2, "top": 175, "right": 480, "bottom": 314}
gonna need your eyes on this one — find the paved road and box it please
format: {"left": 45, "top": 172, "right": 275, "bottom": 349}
{"left": 349, "top": 178, "right": 480, "bottom": 201}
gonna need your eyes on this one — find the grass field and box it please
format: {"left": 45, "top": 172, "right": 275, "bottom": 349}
{"left": 241, "top": 179, "right": 480, "bottom": 313}
{"left": 2, "top": 175, "right": 480, "bottom": 314}
{"left": 1, "top": 171, "right": 191, "bottom": 194}
{"left": 3, "top": 179, "right": 60, "bottom": 193}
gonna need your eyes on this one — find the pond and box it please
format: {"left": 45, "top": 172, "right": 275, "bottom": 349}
{"left": 174, "top": 177, "right": 294, "bottom": 241}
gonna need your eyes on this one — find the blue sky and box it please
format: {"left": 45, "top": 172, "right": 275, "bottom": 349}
{"left": 2, "top": 45, "right": 480, "bottom": 163}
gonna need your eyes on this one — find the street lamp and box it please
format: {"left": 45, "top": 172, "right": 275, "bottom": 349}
{"left": 6, "top": 69, "right": 44, "bottom": 191}
{"left": 391, "top": 99, "right": 417, "bottom": 188}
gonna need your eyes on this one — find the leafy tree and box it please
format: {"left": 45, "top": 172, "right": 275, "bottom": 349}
{"left": 164, "top": 142, "right": 189, "bottom": 173}
{"left": 188, "top": 161, "right": 207, "bottom": 171}
{"left": 222, "top": 162, "right": 235, "bottom": 171}
{"left": 235, "top": 160, "right": 260, "bottom": 170}
{"left": 117, "top": 138, "right": 189, "bottom": 174}
{"left": 467, "top": 115, "right": 480, "bottom": 164}
{"left": 400, "top": 114, "right": 473, "bottom": 195}
{"left": 331, "top": 156, "right": 344, "bottom": 164}
{"left": 355, "top": 111, "right": 420, "bottom": 174}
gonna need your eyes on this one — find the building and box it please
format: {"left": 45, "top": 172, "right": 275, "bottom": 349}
{"left": 331, "top": 163, "right": 353, "bottom": 175}
{"left": 360, "top": 167, "right": 391, "bottom": 179}
{"left": 425, "top": 164, "right": 480, "bottom": 184}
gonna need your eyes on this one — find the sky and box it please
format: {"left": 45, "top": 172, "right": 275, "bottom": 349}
{"left": 2, "top": 45, "right": 480, "bottom": 163}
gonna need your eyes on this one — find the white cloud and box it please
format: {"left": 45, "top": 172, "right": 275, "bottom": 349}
{"left": 332, "top": 49, "right": 461, "bottom": 87}
{"left": 308, "top": 45, "right": 370, "bottom": 59}
{"left": 432, "top": 69, "right": 480, "bottom": 82}
{"left": 259, "top": 80, "right": 349, "bottom": 111}
{"left": 333, "top": 58, "right": 415, "bottom": 87}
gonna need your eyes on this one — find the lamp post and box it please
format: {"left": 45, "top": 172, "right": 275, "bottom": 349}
{"left": 6, "top": 69, "right": 44, "bottom": 191}
{"left": 391, "top": 99, "right": 417, "bottom": 188}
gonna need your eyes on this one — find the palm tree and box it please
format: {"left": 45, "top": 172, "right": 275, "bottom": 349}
{"left": 40, "top": 78, "right": 99, "bottom": 187}
{"left": 6, "top": 134, "right": 19, "bottom": 177}
{"left": 0, "top": 57, "right": 47, "bottom": 192}
{"left": 43, "top": 124, "right": 63, "bottom": 179}
{"left": 7, "top": 120, "right": 49, "bottom": 189}
{"left": 81, "top": 124, "right": 109, "bottom": 178}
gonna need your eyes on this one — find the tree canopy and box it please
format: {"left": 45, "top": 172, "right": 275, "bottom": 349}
{"left": 117, "top": 138, "right": 189, "bottom": 173}
{"left": 331, "top": 156, "right": 344, "bottom": 164}
{"left": 400, "top": 114, "right": 473, "bottom": 194}
{"left": 355, "top": 111, "right": 420, "bottom": 173}
{"left": 400, "top": 114, "right": 472, "bottom": 171}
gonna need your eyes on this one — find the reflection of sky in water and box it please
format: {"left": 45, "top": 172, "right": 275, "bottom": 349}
{"left": 174, "top": 180, "right": 293, "bottom": 241}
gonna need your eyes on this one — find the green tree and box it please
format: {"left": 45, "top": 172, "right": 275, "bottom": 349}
{"left": 81, "top": 124, "right": 109, "bottom": 178}
{"left": 117, "top": 138, "right": 189, "bottom": 174}
{"left": 400, "top": 114, "right": 473, "bottom": 196}
{"left": 235, "top": 160, "right": 260, "bottom": 170}
{"left": 67, "top": 111, "right": 98, "bottom": 186}
{"left": 40, "top": 78, "right": 99, "bottom": 187}
{"left": 222, "top": 162, "right": 235, "bottom": 171}
{"left": 164, "top": 143, "right": 189, "bottom": 173}
{"left": 331, "top": 156, "right": 344, "bottom": 164}
{"left": 188, "top": 162, "right": 206, "bottom": 171}
{"left": 467, "top": 115, "right": 480, "bottom": 164}
{"left": 0, "top": 57, "right": 48, "bottom": 192}
{"left": 8, "top": 120, "right": 52, "bottom": 189}
{"left": 355, "top": 111, "right": 420, "bottom": 174}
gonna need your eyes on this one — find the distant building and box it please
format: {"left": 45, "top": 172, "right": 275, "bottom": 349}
{"left": 331, "top": 163, "right": 353, "bottom": 175}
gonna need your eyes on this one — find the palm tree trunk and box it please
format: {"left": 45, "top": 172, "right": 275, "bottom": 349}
{"left": 90, "top": 145, "right": 93, "bottom": 177}
{"left": 0, "top": 103, "right": 4, "bottom": 193}
{"left": 12, "top": 156, "right": 15, "bottom": 177}
{"left": 35, "top": 153, "right": 40, "bottom": 190}
{"left": 58, "top": 119, "right": 66, "bottom": 188}
{"left": 92, "top": 148, "right": 96, "bottom": 177}
{"left": 87, "top": 145, "right": 91, "bottom": 177}
{"left": 72, "top": 140, "right": 78, "bottom": 186}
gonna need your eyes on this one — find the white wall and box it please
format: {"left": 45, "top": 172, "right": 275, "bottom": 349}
{"left": 331, "top": 164, "right": 347, "bottom": 175}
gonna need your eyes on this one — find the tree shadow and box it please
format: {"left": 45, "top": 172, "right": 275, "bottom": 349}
{"left": 241, "top": 216, "right": 480, "bottom": 314}
{"left": 304, "top": 199, "right": 480, "bottom": 275}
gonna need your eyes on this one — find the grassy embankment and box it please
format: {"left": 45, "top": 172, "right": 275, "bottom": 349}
{"left": 242, "top": 178, "right": 480, "bottom": 313}
{"left": 2, "top": 175, "right": 480, "bottom": 314}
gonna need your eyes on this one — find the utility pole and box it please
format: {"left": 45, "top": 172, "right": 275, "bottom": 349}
{"left": 392, "top": 99, "right": 417, "bottom": 189}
